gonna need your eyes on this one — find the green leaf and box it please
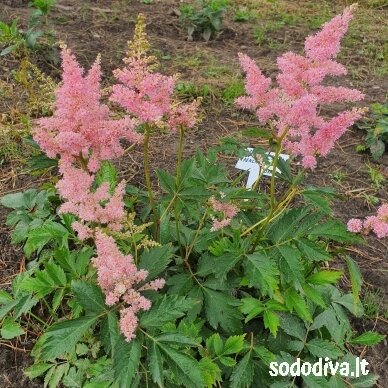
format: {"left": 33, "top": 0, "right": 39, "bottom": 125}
{"left": 112, "top": 336, "right": 142, "bottom": 388}
{"left": 349, "top": 331, "right": 386, "bottom": 346}
{"left": 266, "top": 208, "right": 309, "bottom": 243}
{"left": 148, "top": 340, "right": 163, "bottom": 386}
{"left": 199, "top": 357, "right": 222, "bottom": 388}
{"left": 245, "top": 251, "right": 279, "bottom": 297}
{"left": 24, "top": 220, "right": 69, "bottom": 257}
{"left": 296, "top": 238, "right": 331, "bottom": 262}
{"left": 206, "top": 333, "right": 224, "bottom": 356}
{"left": 230, "top": 351, "right": 254, "bottom": 388}
{"left": 0, "top": 290, "right": 13, "bottom": 304}
{"left": 139, "top": 244, "right": 172, "bottom": 280}
{"left": 197, "top": 252, "right": 241, "bottom": 280}
{"left": 308, "top": 220, "right": 362, "bottom": 243}
{"left": 45, "top": 261, "right": 67, "bottom": 286}
{"left": 219, "top": 356, "right": 236, "bottom": 367}
{"left": 24, "top": 363, "right": 53, "bottom": 379}
{"left": 345, "top": 256, "right": 362, "bottom": 304}
{"left": 307, "top": 270, "right": 343, "bottom": 285}
{"left": 253, "top": 346, "right": 276, "bottom": 365}
{"left": 242, "top": 127, "right": 272, "bottom": 139}
{"left": 157, "top": 169, "right": 176, "bottom": 194}
{"left": 100, "top": 312, "right": 120, "bottom": 355}
{"left": 351, "top": 373, "right": 379, "bottom": 387}
{"left": 1, "top": 317, "right": 25, "bottom": 339}
{"left": 203, "top": 287, "right": 242, "bottom": 333}
{"left": 39, "top": 315, "right": 99, "bottom": 360}
{"left": 302, "top": 283, "right": 326, "bottom": 308}
{"left": 140, "top": 295, "right": 193, "bottom": 328}
{"left": 223, "top": 335, "right": 245, "bottom": 355}
{"left": 156, "top": 333, "right": 199, "bottom": 346}
{"left": 72, "top": 281, "right": 106, "bottom": 315}
{"left": 302, "top": 191, "right": 332, "bottom": 213}
{"left": 158, "top": 342, "right": 204, "bottom": 388}
{"left": 1, "top": 192, "right": 25, "bottom": 208}
{"left": 284, "top": 289, "right": 312, "bottom": 323}
{"left": 240, "top": 298, "right": 265, "bottom": 323}
{"left": 95, "top": 161, "right": 118, "bottom": 193}
{"left": 306, "top": 339, "right": 343, "bottom": 359}
{"left": 277, "top": 245, "right": 304, "bottom": 284}
{"left": 263, "top": 310, "right": 280, "bottom": 337}
{"left": 279, "top": 314, "right": 306, "bottom": 341}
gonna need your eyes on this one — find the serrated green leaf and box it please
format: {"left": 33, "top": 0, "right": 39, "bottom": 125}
{"left": 240, "top": 298, "right": 265, "bottom": 323}
{"left": 308, "top": 220, "right": 362, "bottom": 243}
{"left": 306, "top": 339, "right": 343, "bottom": 359}
{"left": 308, "top": 270, "right": 343, "bottom": 285}
{"left": 45, "top": 261, "right": 67, "bottom": 286}
{"left": 206, "top": 333, "right": 223, "bottom": 356}
{"left": 245, "top": 250, "right": 279, "bottom": 297}
{"left": 296, "top": 238, "right": 331, "bottom": 262}
{"left": 253, "top": 346, "right": 276, "bottom": 365}
{"left": 345, "top": 256, "right": 362, "bottom": 304}
{"left": 95, "top": 161, "right": 118, "bottom": 193}
{"left": 230, "top": 350, "right": 254, "bottom": 388}
{"left": 100, "top": 312, "right": 120, "bottom": 355}
{"left": 0, "top": 290, "right": 13, "bottom": 304}
{"left": 1, "top": 317, "right": 25, "bottom": 339}
{"left": 158, "top": 342, "right": 204, "bottom": 388}
{"left": 139, "top": 244, "right": 172, "bottom": 280}
{"left": 349, "top": 331, "right": 386, "bottom": 346}
{"left": 263, "top": 310, "right": 279, "bottom": 337}
{"left": 156, "top": 333, "right": 198, "bottom": 346}
{"left": 140, "top": 295, "right": 193, "bottom": 328}
{"left": 148, "top": 340, "right": 163, "bottom": 386}
{"left": 38, "top": 315, "right": 99, "bottom": 360}
{"left": 203, "top": 287, "right": 242, "bottom": 333}
{"left": 277, "top": 245, "right": 304, "bottom": 284}
{"left": 24, "top": 363, "right": 53, "bottom": 379}
{"left": 219, "top": 355, "right": 236, "bottom": 367}
{"left": 223, "top": 335, "right": 245, "bottom": 355}
{"left": 279, "top": 314, "right": 306, "bottom": 341}
{"left": 351, "top": 373, "right": 378, "bottom": 387}
{"left": 112, "top": 336, "right": 141, "bottom": 388}
{"left": 302, "top": 283, "right": 326, "bottom": 308}
{"left": 199, "top": 357, "right": 222, "bottom": 388}
{"left": 284, "top": 289, "right": 312, "bottom": 323}
{"left": 72, "top": 281, "right": 106, "bottom": 315}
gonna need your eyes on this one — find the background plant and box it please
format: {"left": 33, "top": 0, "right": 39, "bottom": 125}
{"left": 179, "top": 0, "right": 229, "bottom": 41}
{"left": 356, "top": 103, "right": 388, "bottom": 160}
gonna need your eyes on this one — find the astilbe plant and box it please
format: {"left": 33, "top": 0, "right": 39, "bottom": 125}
{"left": 33, "top": 45, "right": 166, "bottom": 341}
{"left": 1, "top": 7, "right": 387, "bottom": 388}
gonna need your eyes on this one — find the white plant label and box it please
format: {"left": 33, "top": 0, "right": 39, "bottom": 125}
{"left": 235, "top": 148, "right": 289, "bottom": 189}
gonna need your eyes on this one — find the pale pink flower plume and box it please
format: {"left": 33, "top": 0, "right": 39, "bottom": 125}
{"left": 33, "top": 47, "right": 142, "bottom": 172}
{"left": 236, "top": 6, "right": 365, "bottom": 169}
{"left": 168, "top": 100, "right": 199, "bottom": 132}
{"left": 111, "top": 59, "right": 176, "bottom": 124}
{"left": 93, "top": 231, "right": 165, "bottom": 341}
{"left": 347, "top": 218, "right": 363, "bottom": 233}
{"left": 56, "top": 161, "right": 126, "bottom": 230}
{"left": 347, "top": 204, "right": 388, "bottom": 239}
{"left": 209, "top": 196, "right": 239, "bottom": 232}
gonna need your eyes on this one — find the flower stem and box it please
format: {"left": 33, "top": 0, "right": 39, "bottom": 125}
{"left": 143, "top": 124, "right": 158, "bottom": 237}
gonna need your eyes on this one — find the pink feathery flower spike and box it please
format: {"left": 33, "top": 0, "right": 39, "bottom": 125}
{"left": 209, "top": 196, "right": 239, "bottom": 232}
{"left": 347, "top": 203, "right": 388, "bottom": 239}
{"left": 33, "top": 47, "right": 142, "bottom": 172}
{"left": 236, "top": 5, "right": 365, "bottom": 169}
{"left": 93, "top": 231, "right": 165, "bottom": 341}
